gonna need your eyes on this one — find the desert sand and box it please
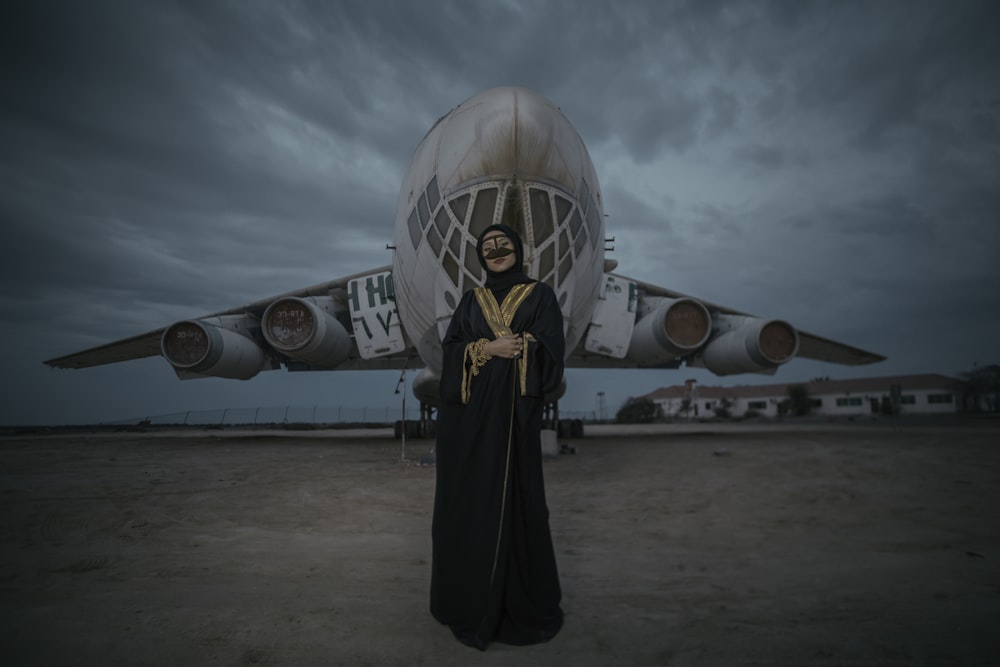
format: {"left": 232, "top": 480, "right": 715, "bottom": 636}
{"left": 1, "top": 421, "right": 997, "bottom": 666}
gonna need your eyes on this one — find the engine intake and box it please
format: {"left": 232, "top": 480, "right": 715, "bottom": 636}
{"left": 627, "top": 298, "right": 712, "bottom": 366}
{"left": 700, "top": 316, "right": 800, "bottom": 375}
{"left": 161, "top": 318, "right": 265, "bottom": 380}
{"left": 262, "top": 297, "right": 353, "bottom": 368}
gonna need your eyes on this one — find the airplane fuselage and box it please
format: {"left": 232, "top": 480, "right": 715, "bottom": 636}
{"left": 391, "top": 87, "right": 605, "bottom": 374}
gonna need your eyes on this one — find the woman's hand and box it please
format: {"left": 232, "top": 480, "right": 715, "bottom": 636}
{"left": 484, "top": 334, "right": 524, "bottom": 359}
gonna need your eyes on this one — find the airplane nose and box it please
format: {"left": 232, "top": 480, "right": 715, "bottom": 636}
{"left": 393, "top": 87, "right": 605, "bottom": 367}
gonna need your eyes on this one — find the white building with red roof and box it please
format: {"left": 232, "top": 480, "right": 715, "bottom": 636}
{"left": 643, "top": 374, "right": 962, "bottom": 418}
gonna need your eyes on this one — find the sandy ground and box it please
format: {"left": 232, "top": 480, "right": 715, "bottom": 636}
{"left": 1, "top": 422, "right": 998, "bottom": 666}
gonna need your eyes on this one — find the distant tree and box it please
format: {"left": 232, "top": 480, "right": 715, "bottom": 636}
{"left": 960, "top": 364, "right": 1000, "bottom": 413}
{"left": 785, "top": 384, "right": 813, "bottom": 416}
{"left": 713, "top": 398, "right": 733, "bottom": 419}
{"left": 680, "top": 398, "right": 692, "bottom": 420}
{"left": 616, "top": 396, "right": 662, "bottom": 423}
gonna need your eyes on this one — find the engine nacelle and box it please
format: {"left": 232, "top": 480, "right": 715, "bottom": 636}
{"left": 546, "top": 377, "right": 567, "bottom": 404}
{"left": 412, "top": 367, "right": 441, "bottom": 406}
{"left": 626, "top": 298, "right": 712, "bottom": 366}
{"left": 262, "top": 297, "right": 352, "bottom": 368}
{"left": 700, "top": 315, "right": 800, "bottom": 375}
{"left": 161, "top": 317, "right": 266, "bottom": 380}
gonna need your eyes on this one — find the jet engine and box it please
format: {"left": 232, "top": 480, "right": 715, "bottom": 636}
{"left": 161, "top": 317, "right": 266, "bottom": 380}
{"left": 412, "top": 367, "right": 441, "bottom": 406}
{"left": 700, "top": 315, "right": 800, "bottom": 375}
{"left": 546, "top": 377, "right": 567, "bottom": 403}
{"left": 626, "top": 298, "right": 712, "bottom": 366}
{"left": 262, "top": 297, "right": 352, "bottom": 368}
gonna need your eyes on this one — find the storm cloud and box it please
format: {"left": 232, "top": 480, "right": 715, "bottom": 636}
{"left": 2, "top": 0, "right": 998, "bottom": 424}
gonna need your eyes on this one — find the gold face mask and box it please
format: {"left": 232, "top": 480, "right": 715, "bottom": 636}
{"left": 483, "top": 246, "right": 515, "bottom": 260}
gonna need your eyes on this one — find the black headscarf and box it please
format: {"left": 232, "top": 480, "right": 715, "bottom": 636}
{"left": 476, "top": 224, "right": 535, "bottom": 296}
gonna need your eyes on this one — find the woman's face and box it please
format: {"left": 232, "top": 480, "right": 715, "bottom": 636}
{"left": 481, "top": 231, "right": 517, "bottom": 273}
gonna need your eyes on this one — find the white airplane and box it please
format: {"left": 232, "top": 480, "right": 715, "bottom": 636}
{"left": 45, "top": 87, "right": 884, "bottom": 418}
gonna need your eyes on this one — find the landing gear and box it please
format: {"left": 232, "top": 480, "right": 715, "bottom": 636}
{"left": 421, "top": 403, "right": 436, "bottom": 439}
{"left": 543, "top": 400, "right": 584, "bottom": 438}
{"left": 557, "top": 418, "right": 585, "bottom": 438}
{"left": 393, "top": 403, "right": 436, "bottom": 439}
{"left": 544, "top": 400, "right": 557, "bottom": 431}
{"left": 393, "top": 419, "right": 423, "bottom": 439}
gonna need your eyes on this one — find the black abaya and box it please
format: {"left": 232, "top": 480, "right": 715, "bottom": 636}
{"left": 430, "top": 278, "right": 565, "bottom": 650}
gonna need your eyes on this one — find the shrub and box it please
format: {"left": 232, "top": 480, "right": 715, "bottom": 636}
{"left": 616, "top": 397, "right": 663, "bottom": 423}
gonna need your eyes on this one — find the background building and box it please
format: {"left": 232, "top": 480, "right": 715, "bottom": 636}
{"left": 644, "top": 374, "right": 962, "bottom": 419}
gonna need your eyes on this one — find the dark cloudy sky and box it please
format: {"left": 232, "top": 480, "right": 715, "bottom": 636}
{"left": 2, "top": 0, "right": 998, "bottom": 425}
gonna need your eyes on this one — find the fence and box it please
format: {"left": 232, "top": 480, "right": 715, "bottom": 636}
{"left": 112, "top": 406, "right": 596, "bottom": 427}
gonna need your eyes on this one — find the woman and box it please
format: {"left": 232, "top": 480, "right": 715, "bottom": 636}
{"left": 430, "top": 224, "right": 565, "bottom": 650}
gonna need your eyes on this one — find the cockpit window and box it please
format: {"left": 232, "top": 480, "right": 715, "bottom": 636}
{"left": 449, "top": 193, "right": 470, "bottom": 224}
{"left": 558, "top": 251, "right": 573, "bottom": 286}
{"left": 586, "top": 205, "right": 600, "bottom": 250}
{"left": 554, "top": 194, "right": 573, "bottom": 225}
{"left": 426, "top": 176, "right": 440, "bottom": 212}
{"left": 579, "top": 179, "right": 591, "bottom": 215}
{"left": 407, "top": 209, "right": 422, "bottom": 249}
{"left": 431, "top": 179, "right": 597, "bottom": 296}
{"left": 574, "top": 223, "right": 588, "bottom": 257}
{"left": 569, "top": 209, "right": 584, "bottom": 239}
{"left": 442, "top": 249, "right": 460, "bottom": 287}
{"left": 468, "top": 188, "right": 498, "bottom": 239}
{"left": 539, "top": 242, "right": 555, "bottom": 284}
{"left": 501, "top": 186, "right": 526, "bottom": 240}
{"left": 433, "top": 206, "right": 450, "bottom": 240}
{"left": 463, "top": 239, "right": 483, "bottom": 283}
{"left": 417, "top": 192, "right": 431, "bottom": 229}
{"left": 426, "top": 224, "right": 443, "bottom": 256}
{"left": 529, "top": 188, "right": 554, "bottom": 248}
{"left": 447, "top": 226, "right": 461, "bottom": 258}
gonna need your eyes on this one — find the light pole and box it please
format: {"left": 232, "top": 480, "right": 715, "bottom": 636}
{"left": 395, "top": 367, "right": 408, "bottom": 461}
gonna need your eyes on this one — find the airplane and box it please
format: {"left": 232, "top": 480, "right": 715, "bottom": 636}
{"left": 44, "top": 87, "right": 884, "bottom": 431}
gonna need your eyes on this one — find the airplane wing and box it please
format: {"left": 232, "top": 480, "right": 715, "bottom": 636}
{"left": 45, "top": 265, "right": 418, "bottom": 375}
{"left": 567, "top": 271, "right": 885, "bottom": 371}
{"left": 44, "top": 329, "right": 165, "bottom": 369}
